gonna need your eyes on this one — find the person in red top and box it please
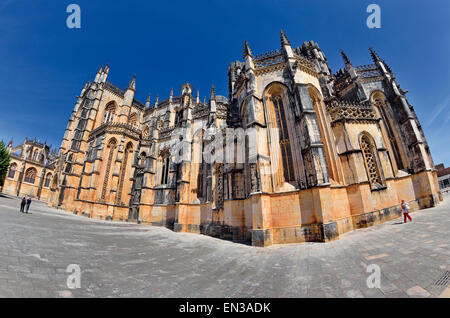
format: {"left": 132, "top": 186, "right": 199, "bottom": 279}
{"left": 401, "top": 200, "right": 412, "bottom": 223}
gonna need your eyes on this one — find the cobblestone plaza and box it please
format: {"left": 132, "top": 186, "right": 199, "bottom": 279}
{"left": 0, "top": 193, "right": 448, "bottom": 298}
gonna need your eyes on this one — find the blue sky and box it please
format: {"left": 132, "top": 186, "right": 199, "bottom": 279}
{"left": 0, "top": 0, "right": 449, "bottom": 165}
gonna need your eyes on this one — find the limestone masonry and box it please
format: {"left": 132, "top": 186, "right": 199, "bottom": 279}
{"left": 3, "top": 31, "right": 442, "bottom": 246}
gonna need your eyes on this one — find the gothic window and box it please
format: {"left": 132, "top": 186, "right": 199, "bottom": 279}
{"left": 241, "top": 103, "right": 247, "bottom": 128}
{"left": 24, "top": 168, "right": 37, "bottom": 184}
{"left": 116, "top": 142, "right": 133, "bottom": 204}
{"left": 360, "top": 133, "right": 384, "bottom": 189}
{"left": 197, "top": 164, "right": 204, "bottom": 199}
{"left": 65, "top": 154, "right": 73, "bottom": 173}
{"left": 139, "top": 152, "right": 146, "bottom": 167}
{"left": 142, "top": 126, "right": 149, "bottom": 139}
{"left": 71, "top": 120, "right": 86, "bottom": 150}
{"left": 103, "top": 103, "right": 116, "bottom": 123}
{"left": 70, "top": 139, "right": 81, "bottom": 151}
{"left": 101, "top": 138, "right": 117, "bottom": 199}
{"left": 175, "top": 109, "right": 183, "bottom": 126}
{"left": 71, "top": 100, "right": 90, "bottom": 151}
{"left": 8, "top": 163, "right": 17, "bottom": 179}
{"left": 273, "top": 95, "right": 295, "bottom": 182}
{"left": 245, "top": 135, "right": 251, "bottom": 194}
{"left": 128, "top": 113, "right": 138, "bottom": 128}
{"left": 196, "top": 134, "right": 206, "bottom": 200}
{"left": 373, "top": 97, "right": 404, "bottom": 170}
{"left": 64, "top": 163, "right": 72, "bottom": 173}
{"left": 26, "top": 148, "right": 32, "bottom": 160}
{"left": 32, "top": 150, "right": 39, "bottom": 161}
{"left": 44, "top": 173, "right": 52, "bottom": 188}
{"left": 308, "top": 85, "right": 340, "bottom": 184}
{"left": 161, "top": 156, "right": 170, "bottom": 185}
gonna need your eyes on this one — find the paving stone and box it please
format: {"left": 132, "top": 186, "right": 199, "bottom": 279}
{"left": 406, "top": 286, "right": 431, "bottom": 297}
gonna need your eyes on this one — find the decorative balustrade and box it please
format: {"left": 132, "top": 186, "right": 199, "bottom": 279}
{"left": 193, "top": 105, "right": 210, "bottom": 119}
{"left": 89, "top": 122, "right": 142, "bottom": 140}
{"left": 254, "top": 50, "right": 284, "bottom": 68}
{"left": 334, "top": 72, "right": 353, "bottom": 93}
{"left": 159, "top": 126, "right": 176, "bottom": 139}
{"left": 355, "top": 64, "right": 381, "bottom": 80}
{"left": 327, "top": 100, "right": 377, "bottom": 123}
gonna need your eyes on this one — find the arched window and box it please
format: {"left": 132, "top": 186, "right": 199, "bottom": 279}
{"left": 142, "top": 126, "right": 149, "bottom": 139}
{"left": 116, "top": 142, "right": 133, "bottom": 204}
{"left": 32, "top": 150, "right": 39, "bottom": 161}
{"left": 101, "top": 138, "right": 117, "bottom": 199}
{"left": 38, "top": 152, "right": 45, "bottom": 163}
{"left": 8, "top": 163, "right": 17, "bottom": 179}
{"left": 65, "top": 153, "right": 73, "bottom": 173}
{"left": 103, "top": 103, "right": 116, "bottom": 123}
{"left": 44, "top": 173, "right": 52, "bottom": 187}
{"left": 241, "top": 102, "right": 247, "bottom": 128}
{"left": 308, "top": 85, "right": 342, "bottom": 184}
{"left": 24, "top": 168, "right": 37, "bottom": 184}
{"left": 360, "top": 133, "right": 384, "bottom": 189}
{"left": 128, "top": 113, "right": 138, "bottom": 128}
{"left": 139, "top": 152, "right": 146, "bottom": 167}
{"left": 272, "top": 95, "right": 295, "bottom": 182}
{"left": 192, "top": 129, "right": 205, "bottom": 200}
{"left": 372, "top": 93, "right": 404, "bottom": 170}
{"left": 175, "top": 109, "right": 183, "bottom": 126}
{"left": 161, "top": 154, "right": 170, "bottom": 185}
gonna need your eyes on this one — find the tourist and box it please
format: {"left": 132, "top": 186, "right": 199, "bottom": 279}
{"left": 25, "top": 197, "right": 32, "bottom": 214}
{"left": 401, "top": 200, "right": 412, "bottom": 223}
{"left": 20, "top": 197, "right": 26, "bottom": 213}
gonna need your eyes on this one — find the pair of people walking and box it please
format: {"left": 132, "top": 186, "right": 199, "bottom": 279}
{"left": 20, "top": 197, "right": 32, "bottom": 213}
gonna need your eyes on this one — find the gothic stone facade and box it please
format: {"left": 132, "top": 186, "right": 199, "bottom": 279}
{"left": 3, "top": 31, "right": 442, "bottom": 246}
{"left": 3, "top": 139, "right": 57, "bottom": 202}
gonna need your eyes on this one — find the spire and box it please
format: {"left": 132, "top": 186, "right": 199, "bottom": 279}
{"left": 210, "top": 84, "right": 216, "bottom": 100}
{"left": 127, "top": 74, "right": 136, "bottom": 91}
{"left": 280, "top": 29, "right": 291, "bottom": 46}
{"left": 100, "top": 64, "right": 109, "bottom": 83}
{"left": 196, "top": 88, "right": 200, "bottom": 103}
{"left": 340, "top": 49, "right": 351, "bottom": 66}
{"left": 243, "top": 40, "right": 253, "bottom": 59}
{"left": 155, "top": 95, "right": 159, "bottom": 107}
{"left": 369, "top": 47, "right": 381, "bottom": 63}
{"left": 80, "top": 81, "right": 89, "bottom": 96}
{"left": 94, "top": 65, "right": 103, "bottom": 82}
{"left": 145, "top": 94, "right": 151, "bottom": 108}
{"left": 169, "top": 88, "right": 174, "bottom": 102}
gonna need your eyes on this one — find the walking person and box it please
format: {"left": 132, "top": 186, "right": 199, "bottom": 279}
{"left": 20, "top": 197, "right": 26, "bottom": 213}
{"left": 25, "top": 197, "right": 32, "bottom": 214}
{"left": 401, "top": 199, "right": 412, "bottom": 223}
